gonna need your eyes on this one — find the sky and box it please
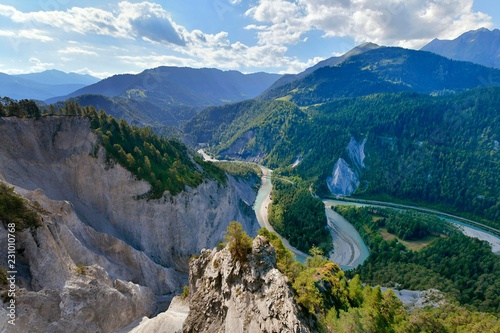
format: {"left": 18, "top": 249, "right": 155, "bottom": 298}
{"left": 0, "top": 0, "right": 498, "bottom": 78}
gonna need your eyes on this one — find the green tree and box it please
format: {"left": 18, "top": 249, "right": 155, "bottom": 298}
{"left": 224, "top": 221, "right": 253, "bottom": 262}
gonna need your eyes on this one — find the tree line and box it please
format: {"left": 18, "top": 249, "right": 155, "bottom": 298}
{"left": 334, "top": 205, "right": 500, "bottom": 314}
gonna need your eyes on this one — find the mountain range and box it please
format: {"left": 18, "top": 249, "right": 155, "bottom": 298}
{"left": 268, "top": 42, "right": 381, "bottom": 90}
{"left": 260, "top": 46, "right": 500, "bottom": 105}
{"left": 0, "top": 69, "right": 99, "bottom": 100}
{"left": 47, "top": 67, "right": 281, "bottom": 129}
{"left": 421, "top": 28, "right": 500, "bottom": 68}
{"left": 1, "top": 30, "right": 500, "bottom": 332}
{"left": 184, "top": 45, "right": 500, "bottom": 227}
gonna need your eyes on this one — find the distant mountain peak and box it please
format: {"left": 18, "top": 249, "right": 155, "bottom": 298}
{"left": 0, "top": 70, "right": 101, "bottom": 100}
{"left": 354, "top": 42, "right": 380, "bottom": 49}
{"left": 265, "top": 42, "right": 382, "bottom": 91}
{"left": 261, "top": 46, "right": 500, "bottom": 105}
{"left": 421, "top": 27, "right": 500, "bottom": 68}
{"left": 14, "top": 69, "right": 100, "bottom": 86}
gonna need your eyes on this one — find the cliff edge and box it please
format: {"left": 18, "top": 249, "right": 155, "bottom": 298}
{"left": 183, "top": 235, "right": 311, "bottom": 333}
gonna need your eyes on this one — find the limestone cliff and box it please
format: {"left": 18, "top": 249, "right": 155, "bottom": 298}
{"left": 327, "top": 137, "right": 367, "bottom": 196}
{"left": 0, "top": 117, "right": 259, "bottom": 272}
{"left": 0, "top": 182, "right": 158, "bottom": 332}
{"left": 183, "top": 236, "right": 311, "bottom": 333}
{"left": 0, "top": 116, "right": 259, "bottom": 332}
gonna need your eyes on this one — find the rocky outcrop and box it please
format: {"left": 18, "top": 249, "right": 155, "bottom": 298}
{"left": 327, "top": 137, "right": 367, "bottom": 196}
{"left": 326, "top": 158, "right": 360, "bottom": 196}
{"left": 0, "top": 183, "right": 157, "bottom": 332}
{"left": 183, "top": 236, "right": 311, "bottom": 333}
{"left": 346, "top": 137, "right": 367, "bottom": 172}
{"left": 122, "top": 296, "right": 189, "bottom": 333}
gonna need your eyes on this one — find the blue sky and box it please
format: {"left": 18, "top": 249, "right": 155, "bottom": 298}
{"left": 0, "top": 0, "right": 498, "bottom": 78}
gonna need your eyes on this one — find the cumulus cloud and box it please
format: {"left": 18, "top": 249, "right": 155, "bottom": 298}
{"left": 0, "top": 2, "right": 185, "bottom": 46}
{"left": 28, "top": 57, "right": 54, "bottom": 72}
{"left": 0, "top": 1, "right": 318, "bottom": 74}
{"left": 73, "top": 68, "right": 115, "bottom": 79}
{"left": 117, "top": 1, "right": 185, "bottom": 45}
{"left": 7, "top": 0, "right": 489, "bottom": 76}
{"left": 245, "top": 0, "right": 493, "bottom": 48}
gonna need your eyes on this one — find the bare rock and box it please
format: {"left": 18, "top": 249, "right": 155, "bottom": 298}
{"left": 0, "top": 116, "right": 259, "bottom": 332}
{"left": 8, "top": 266, "right": 155, "bottom": 333}
{"left": 123, "top": 296, "right": 189, "bottom": 333}
{"left": 0, "top": 117, "right": 259, "bottom": 273}
{"left": 183, "top": 236, "right": 311, "bottom": 333}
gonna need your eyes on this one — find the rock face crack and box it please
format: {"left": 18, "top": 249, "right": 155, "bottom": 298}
{"left": 183, "top": 236, "right": 311, "bottom": 333}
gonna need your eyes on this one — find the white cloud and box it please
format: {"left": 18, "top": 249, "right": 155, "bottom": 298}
{"left": 244, "top": 0, "right": 493, "bottom": 48}
{"left": 29, "top": 57, "right": 54, "bottom": 72}
{"left": 0, "top": 2, "right": 320, "bottom": 75}
{"left": 0, "top": 0, "right": 496, "bottom": 78}
{"left": 117, "top": 54, "right": 196, "bottom": 69}
{"left": 58, "top": 47, "right": 98, "bottom": 56}
{"left": 73, "top": 68, "right": 114, "bottom": 79}
{"left": 3, "top": 57, "right": 55, "bottom": 75}
{"left": 0, "top": 29, "right": 54, "bottom": 42}
{"left": 0, "top": 2, "right": 185, "bottom": 45}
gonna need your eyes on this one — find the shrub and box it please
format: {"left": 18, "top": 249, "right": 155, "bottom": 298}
{"left": 181, "top": 285, "right": 189, "bottom": 299}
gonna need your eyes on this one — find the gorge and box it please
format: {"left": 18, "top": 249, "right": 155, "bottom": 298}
{"left": 0, "top": 116, "right": 259, "bottom": 332}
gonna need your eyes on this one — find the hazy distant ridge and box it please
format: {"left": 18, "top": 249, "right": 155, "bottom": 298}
{"left": 421, "top": 28, "right": 500, "bottom": 68}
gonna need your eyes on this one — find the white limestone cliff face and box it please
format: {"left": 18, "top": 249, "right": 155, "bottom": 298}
{"left": 326, "top": 137, "right": 367, "bottom": 196}
{"left": 183, "top": 236, "right": 311, "bottom": 333}
{"left": 346, "top": 137, "right": 366, "bottom": 172}
{"left": 122, "top": 296, "right": 189, "bottom": 333}
{"left": 0, "top": 116, "right": 259, "bottom": 332}
{"left": 0, "top": 117, "right": 259, "bottom": 272}
{"left": 0, "top": 183, "right": 157, "bottom": 332}
{"left": 326, "top": 158, "right": 359, "bottom": 196}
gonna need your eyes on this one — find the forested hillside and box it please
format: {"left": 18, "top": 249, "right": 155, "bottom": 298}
{"left": 334, "top": 206, "right": 500, "bottom": 314}
{"left": 260, "top": 46, "right": 500, "bottom": 105}
{"left": 268, "top": 178, "right": 332, "bottom": 254}
{"left": 185, "top": 88, "right": 500, "bottom": 227}
{"left": 45, "top": 67, "right": 280, "bottom": 130}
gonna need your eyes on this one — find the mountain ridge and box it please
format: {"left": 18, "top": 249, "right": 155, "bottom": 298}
{"left": 45, "top": 67, "right": 281, "bottom": 129}
{"left": 260, "top": 46, "right": 500, "bottom": 105}
{"left": 267, "top": 42, "right": 381, "bottom": 91}
{"left": 15, "top": 69, "right": 100, "bottom": 86}
{"left": 47, "top": 67, "right": 281, "bottom": 105}
{"left": 0, "top": 70, "right": 100, "bottom": 101}
{"left": 421, "top": 27, "right": 500, "bottom": 68}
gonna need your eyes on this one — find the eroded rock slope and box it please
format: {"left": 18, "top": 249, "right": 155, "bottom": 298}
{"left": 0, "top": 116, "right": 259, "bottom": 332}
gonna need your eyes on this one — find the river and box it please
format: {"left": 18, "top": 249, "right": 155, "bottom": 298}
{"left": 199, "top": 150, "right": 500, "bottom": 269}
{"left": 250, "top": 163, "right": 371, "bottom": 267}
{"left": 253, "top": 166, "right": 309, "bottom": 263}
{"left": 326, "top": 199, "right": 500, "bottom": 255}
